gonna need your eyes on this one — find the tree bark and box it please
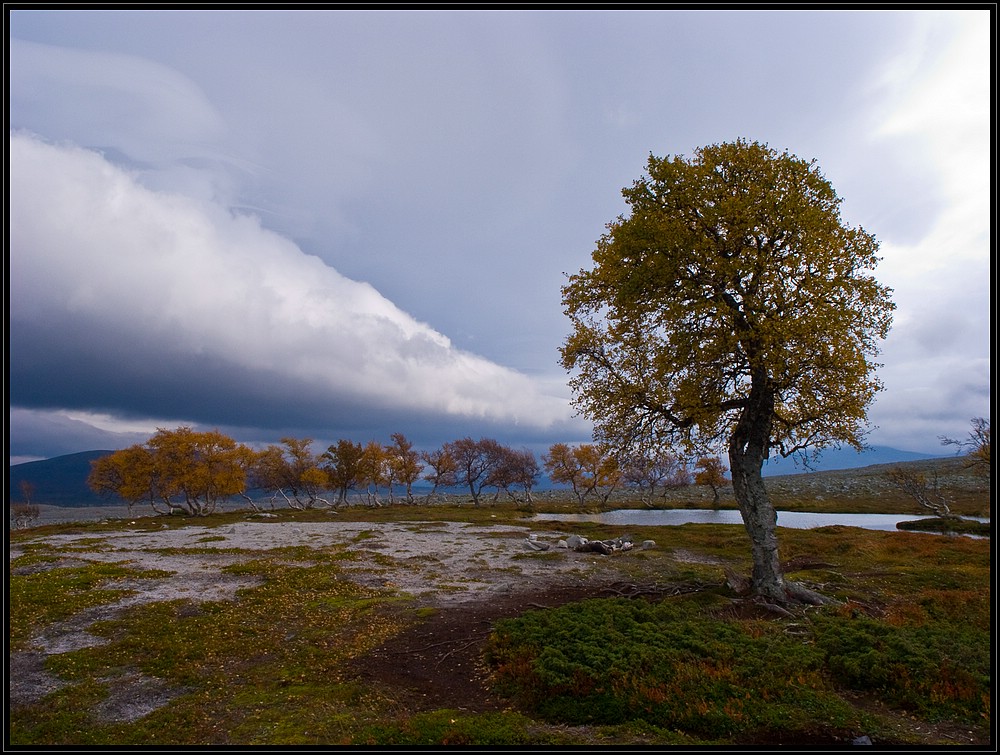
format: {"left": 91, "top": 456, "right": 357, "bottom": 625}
{"left": 729, "top": 450, "right": 787, "bottom": 601}
{"left": 728, "top": 367, "right": 787, "bottom": 602}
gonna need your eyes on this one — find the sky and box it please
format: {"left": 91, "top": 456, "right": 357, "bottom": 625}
{"left": 7, "top": 8, "right": 993, "bottom": 465}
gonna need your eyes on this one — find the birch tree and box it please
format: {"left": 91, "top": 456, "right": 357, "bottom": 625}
{"left": 561, "top": 140, "right": 894, "bottom": 603}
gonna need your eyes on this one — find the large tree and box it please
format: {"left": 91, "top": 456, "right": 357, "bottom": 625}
{"left": 561, "top": 140, "right": 895, "bottom": 603}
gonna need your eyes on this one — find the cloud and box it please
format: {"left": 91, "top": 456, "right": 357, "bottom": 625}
{"left": 8, "top": 38, "right": 227, "bottom": 165}
{"left": 872, "top": 16, "right": 990, "bottom": 268}
{"left": 860, "top": 14, "right": 992, "bottom": 452}
{"left": 7, "top": 12, "right": 988, "bottom": 463}
{"left": 8, "top": 408, "right": 155, "bottom": 465}
{"left": 8, "top": 132, "right": 580, "bottom": 455}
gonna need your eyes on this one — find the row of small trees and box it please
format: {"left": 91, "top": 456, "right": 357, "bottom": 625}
{"left": 87, "top": 426, "right": 729, "bottom": 517}
{"left": 543, "top": 443, "right": 726, "bottom": 506}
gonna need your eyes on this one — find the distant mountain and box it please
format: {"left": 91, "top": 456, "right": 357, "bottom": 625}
{"left": 9, "top": 446, "right": 951, "bottom": 507}
{"left": 8, "top": 450, "right": 121, "bottom": 507}
{"left": 762, "top": 446, "right": 946, "bottom": 477}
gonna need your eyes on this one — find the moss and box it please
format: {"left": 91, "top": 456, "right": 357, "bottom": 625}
{"left": 9, "top": 561, "right": 174, "bottom": 651}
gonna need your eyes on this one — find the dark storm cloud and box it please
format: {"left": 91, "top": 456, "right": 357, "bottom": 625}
{"left": 8, "top": 133, "right": 586, "bottom": 461}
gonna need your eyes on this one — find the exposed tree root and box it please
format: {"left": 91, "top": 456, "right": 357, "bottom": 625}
{"left": 725, "top": 567, "right": 840, "bottom": 607}
{"left": 783, "top": 580, "right": 839, "bottom": 606}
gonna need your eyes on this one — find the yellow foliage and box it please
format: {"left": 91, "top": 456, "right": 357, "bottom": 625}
{"left": 88, "top": 426, "right": 254, "bottom": 515}
{"left": 560, "top": 139, "right": 895, "bottom": 459}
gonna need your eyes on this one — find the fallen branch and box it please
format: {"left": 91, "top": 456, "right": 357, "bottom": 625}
{"left": 436, "top": 637, "right": 486, "bottom": 666}
{"left": 601, "top": 581, "right": 713, "bottom": 599}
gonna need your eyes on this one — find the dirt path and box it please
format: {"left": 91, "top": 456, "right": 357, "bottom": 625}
{"left": 349, "top": 580, "right": 615, "bottom": 716}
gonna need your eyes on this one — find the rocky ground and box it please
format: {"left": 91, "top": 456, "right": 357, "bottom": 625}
{"left": 9, "top": 506, "right": 990, "bottom": 746}
{"left": 8, "top": 517, "right": 684, "bottom": 724}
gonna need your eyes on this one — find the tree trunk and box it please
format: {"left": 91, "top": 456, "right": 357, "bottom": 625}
{"left": 728, "top": 368, "right": 835, "bottom": 606}
{"left": 728, "top": 367, "right": 787, "bottom": 602}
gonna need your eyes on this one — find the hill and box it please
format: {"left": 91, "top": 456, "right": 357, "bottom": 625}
{"left": 758, "top": 455, "right": 989, "bottom": 516}
{"left": 761, "top": 445, "right": 942, "bottom": 476}
{"left": 8, "top": 450, "right": 122, "bottom": 506}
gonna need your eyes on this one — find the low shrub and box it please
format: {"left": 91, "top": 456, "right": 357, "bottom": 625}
{"left": 812, "top": 613, "right": 990, "bottom": 722}
{"left": 484, "top": 587, "right": 990, "bottom": 739}
{"left": 354, "top": 710, "right": 544, "bottom": 746}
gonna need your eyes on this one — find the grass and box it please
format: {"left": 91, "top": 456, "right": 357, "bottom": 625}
{"left": 8, "top": 556, "right": 173, "bottom": 652}
{"left": 7, "top": 470, "right": 993, "bottom": 747}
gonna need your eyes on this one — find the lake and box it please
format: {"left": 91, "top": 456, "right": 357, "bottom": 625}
{"left": 532, "top": 509, "right": 990, "bottom": 534}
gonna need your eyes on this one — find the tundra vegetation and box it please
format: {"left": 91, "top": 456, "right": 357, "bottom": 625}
{"left": 8, "top": 424, "right": 993, "bottom": 747}
{"left": 7, "top": 462, "right": 992, "bottom": 747}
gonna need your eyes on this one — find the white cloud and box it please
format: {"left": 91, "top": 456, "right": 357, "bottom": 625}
{"left": 861, "top": 13, "right": 991, "bottom": 453}
{"left": 8, "top": 132, "right": 575, "bottom": 431}
{"left": 873, "top": 15, "right": 990, "bottom": 271}
{"left": 58, "top": 411, "right": 167, "bottom": 436}
{"left": 7, "top": 11, "right": 988, "bottom": 462}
